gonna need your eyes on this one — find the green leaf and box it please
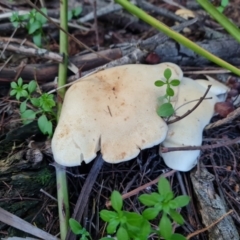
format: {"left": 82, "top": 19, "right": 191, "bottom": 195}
{"left": 170, "top": 233, "right": 187, "bottom": 240}
{"left": 155, "top": 202, "right": 163, "bottom": 212}
{"left": 18, "top": 77, "right": 23, "bottom": 86}
{"left": 170, "top": 79, "right": 180, "bottom": 86}
{"left": 164, "top": 68, "right": 172, "bottom": 80}
{"left": 158, "top": 177, "right": 172, "bottom": 196}
{"left": 217, "top": 6, "right": 224, "bottom": 12}
{"left": 117, "top": 227, "right": 129, "bottom": 240}
{"left": 28, "top": 21, "right": 41, "bottom": 34}
{"left": 21, "top": 109, "right": 36, "bottom": 124}
{"left": 73, "top": 6, "right": 82, "bottom": 17}
{"left": 155, "top": 80, "right": 165, "bottom": 87}
{"left": 221, "top": 0, "right": 229, "bottom": 7}
{"left": 106, "top": 219, "right": 120, "bottom": 234}
{"left": 169, "top": 199, "right": 178, "bottom": 209}
{"left": 124, "top": 211, "right": 143, "bottom": 225}
{"left": 36, "top": 8, "right": 47, "bottom": 24}
{"left": 20, "top": 101, "right": 27, "bottom": 113}
{"left": 11, "top": 81, "right": 17, "bottom": 89}
{"left": 22, "top": 84, "right": 28, "bottom": 89}
{"left": 16, "top": 93, "right": 21, "bottom": 100}
{"left": 28, "top": 80, "right": 37, "bottom": 93}
{"left": 33, "top": 32, "right": 42, "bottom": 47}
{"left": 100, "top": 210, "right": 118, "bottom": 222}
{"left": 39, "top": 93, "right": 55, "bottom": 112}
{"left": 12, "top": 21, "right": 20, "bottom": 28}
{"left": 142, "top": 207, "right": 159, "bottom": 220}
{"left": 30, "top": 98, "right": 40, "bottom": 107}
{"left": 166, "top": 87, "right": 174, "bottom": 96}
{"left": 139, "top": 219, "right": 151, "bottom": 239}
{"left": 169, "top": 209, "right": 184, "bottom": 225}
{"left": 10, "top": 89, "right": 17, "bottom": 96}
{"left": 157, "top": 103, "right": 174, "bottom": 117}
{"left": 38, "top": 115, "right": 52, "bottom": 136}
{"left": 164, "top": 191, "right": 174, "bottom": 202}
{"left": 69, "top": 218, "right": 82, "bottom": 235}
{"left": 162, "top": 203, "right": 170, "bottom": 214}
{"left": 111, "top": 191, "right": 122, "bottom": 213}
{"left": 10, "top": 12, "right": 18, "bottom": 22}
{"left": 173, "top": 196, "right": 191, "bottom": 208}
{"left": 138, "top": 193, "right": 160, "bottom": 206}
{"left": 21, "top": 89, "right": 28, "bottom": 98}
{"left": 159, "top": 214, "right": 172, "bottom": 239}
{"left": 22, "top": 14, "right": 29, "bottom": 21}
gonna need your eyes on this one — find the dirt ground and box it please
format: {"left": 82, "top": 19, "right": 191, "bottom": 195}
{"left": 0, "top": 0, "right": 240, "bottom": 239}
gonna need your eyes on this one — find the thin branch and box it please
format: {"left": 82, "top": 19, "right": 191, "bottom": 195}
{"left": 106, "top": 170, "right": 176, "bottom": 208}
{"left": 186, "top": 210, "right": 234, "bottom": 239}
{"left": 160, "top": 136, "right": 240, "bottom": 153}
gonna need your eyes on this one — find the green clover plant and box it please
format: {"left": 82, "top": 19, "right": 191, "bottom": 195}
{"left": 10, "top": 78, "right": 55, "bottom": 137}
{"left": 10, "top": 8, "right": 47, "bottom": 47}
{"left": 155, "top": 68, "right": 180, "bottom": 117}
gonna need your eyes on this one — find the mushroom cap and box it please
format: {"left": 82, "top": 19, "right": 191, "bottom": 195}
{"left": 52, "top": 63, "right": 183, "bottom": 166}
{"left": 160, "top": 77, "right": 219, "bottom": 171}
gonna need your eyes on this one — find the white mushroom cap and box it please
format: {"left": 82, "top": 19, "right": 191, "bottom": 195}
{"left": 160, "top": 77, "right": 219, "bottom": 172}
{"left": 52, "top": 63, "right": 183, "bottom": 167}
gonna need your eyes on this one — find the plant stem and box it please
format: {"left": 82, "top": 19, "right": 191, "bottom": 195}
{"left": 197, "top": 0, "right": 240, "bottom": 43}
{"left": 56, "top": 0, "right": 69, "bottom": 239}
{"left": 115, "top": 0, "right": 240, "bottom": 76}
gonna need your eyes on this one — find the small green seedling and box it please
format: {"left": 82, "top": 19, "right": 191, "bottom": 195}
{"left": 100, "top": 191, "right": 151, "bottom": 240}
{"left": 98, "top": 177, "right": 190, "bottom": 240}
{"left": 10, "top": 12, "right": 29, "bottom": 28}
{"left": 10, "top": 8, "right": 48, "bottom": 47}
{"left": 10, "top": 78, "right": 55, "bottom": 137}
{"left": 155, "top": 68, "right": 180, "bottom": 117}
{"left": 139, "top": 177, "right": 190, "bottom": 240}
{"left": 69, "top": 218, "right": 92, "bottom": 240}
{"left": 70, "top": 177, "right": 190, "bottom": 239}
{"left": 217, "top": 0, "right": 229, "bottom": 13}
{"left": 68, "top": 6, "right": 82, "bottom": 21}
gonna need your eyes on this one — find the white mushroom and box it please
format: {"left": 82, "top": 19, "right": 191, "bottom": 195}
{"left": 160, "top": 77, "right": 227, "bottom": 171}
{"left": 52, "top": 63, "right": 183, "bottom": 167}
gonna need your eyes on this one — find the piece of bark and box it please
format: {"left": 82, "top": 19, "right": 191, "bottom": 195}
{"left": 190, "top": 167, "right": 239, "bottom": 240}
{"left": 153, "top": 37, "right": 240, "bottom": 66}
